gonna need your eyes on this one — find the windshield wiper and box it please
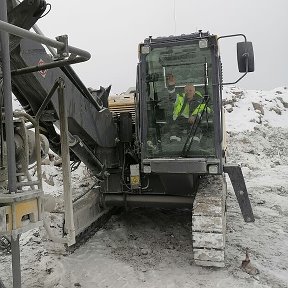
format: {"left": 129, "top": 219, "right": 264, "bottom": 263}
{"left": 182, "top": 61, "right": 209, "bottom": 157}
{"left": 181, "top": 95, "right": 209, "bottom": 157}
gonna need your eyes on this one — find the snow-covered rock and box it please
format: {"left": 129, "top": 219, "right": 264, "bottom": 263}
{"left": 223, "top": 86, "right": 288, "bottom": 132}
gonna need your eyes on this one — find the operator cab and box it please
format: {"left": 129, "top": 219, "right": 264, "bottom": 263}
{"left": 137, "top": 33, "right": 220, "bottom": 160}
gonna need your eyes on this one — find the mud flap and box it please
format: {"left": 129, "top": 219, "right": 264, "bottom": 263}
{"left": 224, "top": 165, "right": 255, "bottom": 222}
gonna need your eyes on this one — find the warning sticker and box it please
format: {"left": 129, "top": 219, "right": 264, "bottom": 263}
{"left": 38, "top": 59, "right": 47, "bottom": 78}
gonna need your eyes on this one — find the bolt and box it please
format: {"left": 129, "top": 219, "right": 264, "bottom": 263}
{"left": 104, "top": 171, "right": 110, "bottom": 177}
{"left": 239, "top": 190, "right": 244, "bottom": 196}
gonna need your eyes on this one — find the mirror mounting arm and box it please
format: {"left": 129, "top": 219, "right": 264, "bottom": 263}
{"left": 221, "top": 64, "right": 248, "bottom": 86}
{"left": 217, "top": 33, "right": 250, "bottom": 86}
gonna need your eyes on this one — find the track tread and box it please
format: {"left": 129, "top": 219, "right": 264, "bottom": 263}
{"left": 192, "top": 174, "right": 227, "bottom": 267}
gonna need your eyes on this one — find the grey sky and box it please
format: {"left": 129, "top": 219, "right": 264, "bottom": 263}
{"left": 38, "top": 0, "right": 287, "bottom": 94}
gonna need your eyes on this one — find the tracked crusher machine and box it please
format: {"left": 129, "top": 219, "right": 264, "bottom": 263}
{"left": 0, "top": 0, "right": 255, "bottom": 269}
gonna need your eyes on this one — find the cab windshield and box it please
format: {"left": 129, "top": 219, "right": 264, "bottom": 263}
{"left": 144, "top": 41, "right": 215, "bottom": 158}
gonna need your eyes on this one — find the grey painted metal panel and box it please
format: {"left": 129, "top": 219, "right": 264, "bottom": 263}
{"left": 151, "top": 160, "right": 207, "bottom": 173}
{"left": 143, "top": 158, "right": 219, "bottom": 174}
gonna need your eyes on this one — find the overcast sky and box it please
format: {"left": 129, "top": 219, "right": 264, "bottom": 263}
{"left": 37, "top": 0, "right": 287, "bottom": 94}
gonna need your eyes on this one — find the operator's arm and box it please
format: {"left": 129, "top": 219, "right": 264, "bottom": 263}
{"left": 166, "top": 74, "right": 176, "bottom": 98}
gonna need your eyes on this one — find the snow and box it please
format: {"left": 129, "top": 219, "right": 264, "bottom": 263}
{"left": 1, "top": 86, "right": 288, "bottom": 287}
{"left": 223, "top": 86, "right": 288, "bottom": 132}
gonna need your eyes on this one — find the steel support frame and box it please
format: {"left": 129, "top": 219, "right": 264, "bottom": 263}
{"left": 0, "top": 3, "right": 95, "bottom": 285}
{"left": 57, "top": 79, "right": 76, "bottom": 246}
{"left": 0, "top": 0, "right": 21, "bottom": 287}
{"left": 224, "top": 164, "right": 255, "bottom": 222}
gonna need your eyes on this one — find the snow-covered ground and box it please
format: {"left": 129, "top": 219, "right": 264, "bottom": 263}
{"left": 1, "top": 86, "right": 288, "bottom": 288}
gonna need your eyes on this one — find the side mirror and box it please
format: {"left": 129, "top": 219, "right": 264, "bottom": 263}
{"left": 237, "top": 41, "right": 255, "bottom": 73}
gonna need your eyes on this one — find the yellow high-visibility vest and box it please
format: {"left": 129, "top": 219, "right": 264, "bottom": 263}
{"left": 173, "top": 91, "right": 209, "bottom": 121}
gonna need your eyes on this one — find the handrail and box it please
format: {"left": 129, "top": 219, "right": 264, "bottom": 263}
{"left": 0, "top": 20, "right": 90, "bottom": 60}
{"left": 0, "top": 19, "right": 103, "bottom": 111}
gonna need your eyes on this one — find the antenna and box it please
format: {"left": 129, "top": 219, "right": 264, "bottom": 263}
{"left": 173, "top": 0, "right": 176, "bottom": 35}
